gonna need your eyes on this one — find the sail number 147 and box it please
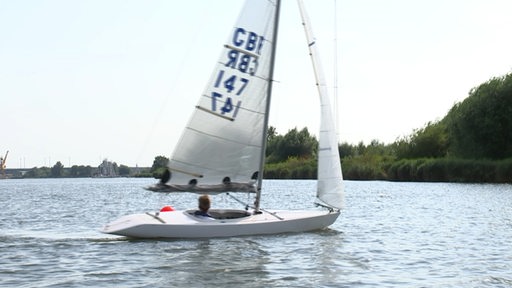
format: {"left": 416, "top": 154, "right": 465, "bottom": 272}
{"left": 211, "top": 70, "right": 248, "bottom": 118}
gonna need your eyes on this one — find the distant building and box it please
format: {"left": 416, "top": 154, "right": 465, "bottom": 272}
{"left": 97, "top": 159, "right": 117, "bottom": 177}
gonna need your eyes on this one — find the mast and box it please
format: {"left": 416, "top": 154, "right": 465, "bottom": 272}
{"left": 255, "top": 0, "right": 281, "bottom": 213}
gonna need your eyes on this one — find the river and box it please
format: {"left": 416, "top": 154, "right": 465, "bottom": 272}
{"left": 1, "top": 178, "right": 511, "bottom": 287}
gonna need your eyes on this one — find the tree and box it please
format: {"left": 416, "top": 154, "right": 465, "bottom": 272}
{"left": 24, "top": 167, "right": 51, "bottom": 178}
{"left": 394, "top": 121, "right": 448, "bottom": 159}
{"left": 151, "top": 156, "right": 169, "bottom": 178}
{"left": 150, "top": 156, "right": 169, "bottom": 172}
{"left": 267, "top": 126, "right": 277, "bottom": 140}
{"left": 51, "top": 161, "right": 64, "bottom": 177}
{"left": 339, "top": 142, "right": 356, "bottom": 159}
{"left": 266, "top": 126, "right": 283, "bottom": 161}
{"left": 118, "top": 165, "right": 131, "bottom": 176}
{"left": 267, "top": 127, "right": 317, "bottom": 163}
{"left": 69, "top": 165, "right": 93, "bottom": 177}
{"left": 446, "top": 73, "right": 512, "bottom": 159}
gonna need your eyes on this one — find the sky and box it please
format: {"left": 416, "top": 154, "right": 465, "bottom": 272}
{"left": 2, "top": 0, "right": 512, "bottom": 169}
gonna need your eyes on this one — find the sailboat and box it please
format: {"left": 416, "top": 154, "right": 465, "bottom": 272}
{"left": 101, "top": 0, "right": 343, "bottom": 238}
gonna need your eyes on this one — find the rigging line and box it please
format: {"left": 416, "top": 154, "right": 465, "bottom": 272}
{"left": 226, "top": 193, "right": 284, "bottom": 220}
{"left": 314, "top": 202, "right": 337, "bottom": 213}
{"left": 135, "top": 2, "right": 216, "bottom": 167}
{"left": 226, "top": 192, "right": 250, "bottom": 210}
{"left": 333, "top": 0, "right": 340, "bottom": 142}
{"left": 146, "top": 212, "right": 166, "bottom": 223}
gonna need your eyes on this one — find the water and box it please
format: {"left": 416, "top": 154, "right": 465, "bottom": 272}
{"left": 1, "top": 178, "right": 511, "bottom": 287}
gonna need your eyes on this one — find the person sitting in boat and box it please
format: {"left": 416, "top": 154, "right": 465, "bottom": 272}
{"left": 194, "top": 194, "right": 213, "bottom": 218}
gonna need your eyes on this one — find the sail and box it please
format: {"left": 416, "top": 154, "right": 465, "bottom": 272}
{"left": 151, "top": 0, "right": 278, "bottom": 193}
{"left": 298, "top": 0, "right": 344, "bottom": 209}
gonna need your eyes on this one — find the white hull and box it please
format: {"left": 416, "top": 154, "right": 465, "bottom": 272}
{"left": 101, "top": 209, "right": 340, "bottom": 239}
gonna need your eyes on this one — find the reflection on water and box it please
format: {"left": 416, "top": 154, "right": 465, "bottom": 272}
{"left": 159, "top": 239, "right": 272, "bottom": 286}
{"left": 1, "top": 178, "right": 512, "bottom": 287}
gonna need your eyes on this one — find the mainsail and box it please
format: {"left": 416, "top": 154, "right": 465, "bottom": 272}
{"left": 298, "top": 0, "right": 344, "bottom": 209}
{"left": 149, "top": 0, "right": 279, "bottom": 193}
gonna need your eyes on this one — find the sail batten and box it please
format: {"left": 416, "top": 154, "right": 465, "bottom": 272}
{"left": 167, "top": 167, "right": 203, "bottom": 178}
{"left": 182, "top": 126, "right": 262, "bottom": 148}
{"left": 224, "top": 44, "right": 261, "bottom": 59}
{"left": 195, "top": 106, "right": 235, "bottom": 121}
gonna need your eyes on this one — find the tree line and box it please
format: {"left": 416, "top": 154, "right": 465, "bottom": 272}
{"left": 20, "top": 162, "right": 135, "bottom": 178}
{"left": 16, "top": 72, "right": 512, "bottom": 183}
{"left": 265, "top": 72, "right": 512, "bottom": 183}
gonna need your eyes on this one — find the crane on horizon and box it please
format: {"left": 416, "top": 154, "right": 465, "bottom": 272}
{"left": 1, "top": 150, "right": 8, "bottom": 176}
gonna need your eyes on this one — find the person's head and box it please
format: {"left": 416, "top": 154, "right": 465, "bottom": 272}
{"left": 198, "top": 194, "right": 210, "bottom": 212}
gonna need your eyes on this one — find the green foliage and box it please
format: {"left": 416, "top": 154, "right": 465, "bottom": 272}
{"left": 51, "top": 161, "right": 64, "bottom": 177}
{"left": 264, "top": 157, "right": 316, "bottom": 179}
{"left": 393, "top": 121, "right": 449, "bottom": 159}
{"left": 132, "top": 168, "right": 153, "bottom": 177}
{"left": 267, "top": 126, "right": 277, "bottom": 140}
{"left": 342, "top": 154, "right": 390, "bottom": 180}
{"left": 118, "top": 165, "right": 131, "bottom": 176}
{"left": 69, "top": 165, "right": 93, "bottom": 177}
{"left": 150, "top": 155, "right": 169, "bottom": 179}
{"left": 150, "top": 156, "right": 169, "bottom": 172}
{"left": 386, "top": 158, "right": 511, "bottom": 183}
{"left": 340, "top": 140, "right": 393, "bottom": 180}
{"left": 265, "top": 126, "right": 280, "bottom": 161}
{"left": 387, "top": 158, "right": 429, "bottom": 181}
{"left": 264, "top": 127, "right": 319, "bottom": 178}
{"left": 339, "top": 142, "right": 356, "bottom": 158}
{"left": 266, "top": 127, "right": 317, "bottom": 163}
{"left": 495, "top": 158, "right": 512, "bottom": 183}
{"left": 24, "top": 167, "right": 51, "bottom": 178}
{"left": 446, "top": 73, "right": 512, "bottom": 159}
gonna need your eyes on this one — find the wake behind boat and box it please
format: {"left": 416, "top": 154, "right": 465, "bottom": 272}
{"left": 102, "top": 0, "right": 344, "bottom": 239}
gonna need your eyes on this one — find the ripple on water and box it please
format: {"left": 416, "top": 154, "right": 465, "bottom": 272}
{"left": 1, "top": 179, "right": 512, "bottom": 287}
